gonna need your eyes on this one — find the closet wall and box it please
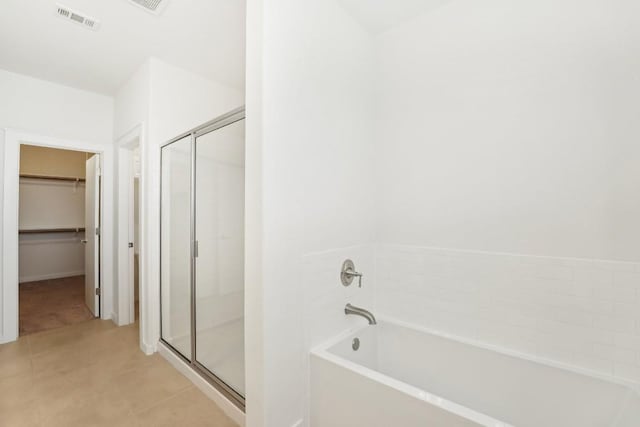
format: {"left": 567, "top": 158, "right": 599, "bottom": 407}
{"left": 19, "top": 145, "right": 91, "bottom": 282}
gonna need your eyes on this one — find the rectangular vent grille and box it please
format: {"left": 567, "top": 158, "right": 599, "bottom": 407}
{"left": 70, "top": 13, "right": 84, "bottom": 23}
{"left": 127, "top": 0, "right": 168, "bottom": 15}
{"left": 55, "top": 4, "right": 100, "bottom": 31}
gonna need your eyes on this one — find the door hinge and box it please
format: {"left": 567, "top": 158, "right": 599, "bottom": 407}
{"left": 95, "top": 227, "right": 100, "bottom": 236}
{"left": 95, "top": 287, "right": 101, "bottom": 296}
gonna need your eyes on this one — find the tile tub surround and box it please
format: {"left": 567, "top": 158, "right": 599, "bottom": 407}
{"left": 301, "top": 245, "right": 376, "bottom": 425}
{"left": 375, "top": 245, "right": 640, "bottom": 384}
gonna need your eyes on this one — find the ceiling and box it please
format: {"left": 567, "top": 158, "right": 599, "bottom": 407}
{"left": 0, "top": 0, "right": 246, "bottom": 95}
{"left": 338, "top": 0, "right": 452, "bottom": 34}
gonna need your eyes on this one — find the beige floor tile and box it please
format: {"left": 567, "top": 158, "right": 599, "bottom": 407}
{"left": 30, "top": 344, "right": 89, "bottom": 375}
{"left": 28, "top": 326, "right": 85, "bottom": 356}
{"left": 39, "top": 388, "right": 135, "bottom": 427}
{"left": 33, "top": 372, "right": 95, "bottom": 418}
{"left": 135, "top": 387, "right": 238, "bottom": 427}
{"left": 0, "top": 320, "right": 238, "bottom": 427}
{"left": 0, "top": 399, "right": 42, "bottom": 427}
{"left": 0, "top": 371, "right": 38, "bottom": 410}
{"left": 115, "top": 356, "right": 192, "bottom": 414}
{"left": 63, "top": 318, "right": 118, "bottom": 337}
{"left": 0, "top": 350, "right": 32, "bottom": 379}
{"left": 82, "top": 324, "right": 140, "bottom": 356}
{"left": 0, "top": 336, "right": 31, "bottom": 357}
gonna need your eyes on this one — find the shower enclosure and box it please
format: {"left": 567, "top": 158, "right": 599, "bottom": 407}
{"left": 160, "top": 107, "right": 245, "bottom": 408}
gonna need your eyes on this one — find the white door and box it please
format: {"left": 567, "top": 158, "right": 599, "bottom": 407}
{"left": 84, "top": 155, "right": 100, "bottom": 316}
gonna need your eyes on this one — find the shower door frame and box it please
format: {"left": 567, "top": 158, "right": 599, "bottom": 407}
{"left": 159, "top": 106, "right": 246, "bottom": 410}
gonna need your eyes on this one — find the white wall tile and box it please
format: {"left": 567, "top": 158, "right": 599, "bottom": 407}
{"left": 375, "top": 244, "right": 640, "bottom": 384}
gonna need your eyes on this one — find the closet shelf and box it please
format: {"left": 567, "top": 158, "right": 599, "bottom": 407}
{"left": 19, "top": 174, "right": 85, "bottom": 183}
{"left": 19, "top": 227, "right": 85, "bottom": 234}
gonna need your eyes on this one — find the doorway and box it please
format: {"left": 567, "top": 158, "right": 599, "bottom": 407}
{"left": 117, "top": 132, "right": 142, "bottom": 330}
{"left": 1, "top": 129, "right": 113, "bottom": 345}
{"left": 17, "top": 145, "right": 101, "bottom": 335}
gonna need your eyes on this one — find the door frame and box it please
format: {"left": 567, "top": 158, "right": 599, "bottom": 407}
{"left": 116, "top": 124, "right": 142, "bottom": 328}
{"left": 159, "top": 106, "right": 246, "bottom": 409}
{"left": 84, "top": 154, "right": 101, "bottom": 316}
{"left": 1, "top": 129, "right": 113, "bottom": 344}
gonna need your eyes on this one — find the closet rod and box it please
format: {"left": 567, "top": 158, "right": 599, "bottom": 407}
{"left": 19, "top": 227, "right": 86, "bottom": 234}
{"left": 19, "top": 174, "right": 86, "bottom": 182}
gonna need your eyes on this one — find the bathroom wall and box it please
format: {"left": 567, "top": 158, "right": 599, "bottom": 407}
{"left": 375, "top": 0, "right": 640, "bottom": 261}
{"left": 245, "top": 0, "right": 376, "bottom": 425}
{"left": 147, "top": 58, "right": 244, "bottom": 350}
{"left": 113, "top": 61, "right": 151, "bottom": 142}
{"left": 376, "top": 245, "right": 640, "bottom": 382}
{"left": 0, "top": 68, "right": 114, "bottom": 143}
{"left": 374, "top": 0, "right": 640, "bottom": 383}
{"left": 113, "top": 59, "right": 151, "bottom": 327}
{"left": 0, "top": 68, "right": 114, "bottom": 341}
{"left": 114, "top": 58, "right": 243, "bottom": 349}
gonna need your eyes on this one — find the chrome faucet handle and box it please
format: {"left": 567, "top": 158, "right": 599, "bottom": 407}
{"left": 347, "top": 269, "right": 363, "bottom": 287}
{"left": 341, "top": 259, "right": 363, "bottom": 287}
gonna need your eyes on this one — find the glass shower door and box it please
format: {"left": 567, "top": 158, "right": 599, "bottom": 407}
{"left": 160, "top": 135, "right": 193, "bottom": 360}
{"left": 194, "top": 118, "right": 245, "bottom": 398}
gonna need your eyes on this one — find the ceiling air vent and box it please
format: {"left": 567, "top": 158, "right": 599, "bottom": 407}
{"left": 126, "top": 0, "right": 169, "bottom": 15}
{"left": 55, "top": 4, "right": 100, "bottom": 31}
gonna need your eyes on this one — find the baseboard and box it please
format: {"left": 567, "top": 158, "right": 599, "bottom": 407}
{"left": 158, "top": 342, "right": 246, "bottom": 427}
{"left": 140, "top": 338, "right": 156, "bottom": 355}
{"left": 19, "top": 270, "right": 84, "bottom": 283}
{"left": 0, "top": 334, "right": 16, "bottom": 345}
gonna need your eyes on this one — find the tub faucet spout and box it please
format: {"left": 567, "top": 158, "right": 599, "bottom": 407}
{"left": 345, "top": 303, "right": 377, "bottom": 325}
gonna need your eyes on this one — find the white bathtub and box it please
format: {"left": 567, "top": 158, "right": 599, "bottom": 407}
{"left": 310, "top": 318, "right": 640, "bottom": 427}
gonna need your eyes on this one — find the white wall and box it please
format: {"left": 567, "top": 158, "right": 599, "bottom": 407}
{"left": 375, "top": 0, "right": 640, "bottom": 262}
{"left": 147, "top": 58, "right": 244, "bottom": 351}
{"left": 246, "top": 1, "right": 376, "bottom": 425}
{"left": 373, "top": 0, "right": 640, "bottom": 384}
{"left": 19, "top": 231, "right": 85, "bottom": 282}
{"left": 114, "top": 60, "right": 150, "bottom": 328}
{"left": 19, "top": 178, "right": 86, "bottom": 282}
{"left": 18, "top": 146, "right": 90, "bottom": 283}
{"left": 244, "top": 0, "right": 265, "bottom": 421}
{"left": 0, "top": 69, "right": 113, "bottom": 142}
{"left": 247, "top": 0, "right": 640, "bottom": 423}
{"left": 0, "top": 69, "right": 114, "bottom": 343}
{"left": 114, "top": 61, "right": 151, "bottom": 142}
{"left": 114, "top": 57, "right": 243, "bottom": 354}
{"left": 376, "top": 245, "right": 640, "bottom": 383}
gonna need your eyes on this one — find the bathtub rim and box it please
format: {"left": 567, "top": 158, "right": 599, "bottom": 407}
{"left": 311, "top": 315, "right": 640, "bottom": 427}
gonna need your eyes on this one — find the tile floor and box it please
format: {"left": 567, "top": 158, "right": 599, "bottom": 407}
{"left": 0, "top": 319, "right": 239, "bottom": 427}
{"left": 19, "top": 276, "right": 94, "bottom": 336}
